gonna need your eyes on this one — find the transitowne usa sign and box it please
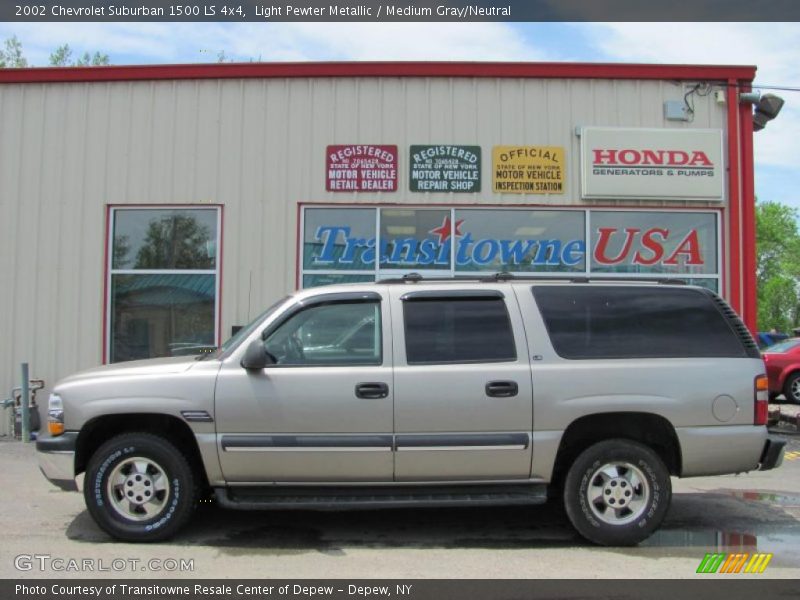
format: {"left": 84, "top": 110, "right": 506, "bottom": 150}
{"left": 580, "top": 127, "right": 724, "bottom": 201}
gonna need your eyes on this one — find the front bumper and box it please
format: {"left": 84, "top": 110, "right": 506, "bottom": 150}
{"left": 36, "top": 432, "right": 78, "bottom": 491}
{"left": 758, "top": 437, "right": 786, "bottom": 471}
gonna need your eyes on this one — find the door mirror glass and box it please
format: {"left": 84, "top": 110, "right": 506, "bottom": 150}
{"left": 241, "top": 339, "right": 275, "bottom": 370}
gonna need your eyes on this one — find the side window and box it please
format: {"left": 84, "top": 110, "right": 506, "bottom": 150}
{"left": 264, "top": 301, "right": 381, "bottom": 366}
{"left": 403, "top": 296, "right": 517, "bottom": 365}
{"left": 532, "top": 285, "right": 747, "bottom": 360}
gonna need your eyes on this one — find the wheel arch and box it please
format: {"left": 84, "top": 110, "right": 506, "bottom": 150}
{"left": 75, "top": 413, "right": 209, "bottom": 489}
{"left": 551, "top": 412, "right": 682, "bottom": 487}
{"left": 780, "top": 368, "right": 800, "bottom": 392}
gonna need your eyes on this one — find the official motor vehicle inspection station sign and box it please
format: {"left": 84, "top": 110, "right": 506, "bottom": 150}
{"left": 492, "top": 146, "right": 565, "bottom": 194}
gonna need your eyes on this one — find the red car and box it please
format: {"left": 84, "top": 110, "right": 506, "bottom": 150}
{"left": 762, "top": 338, "right": 800, "bottom": 402}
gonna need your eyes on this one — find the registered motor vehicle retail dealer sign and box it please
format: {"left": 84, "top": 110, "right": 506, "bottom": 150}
{"left": 580, "top": 127, "right": 724, "bottom": 200}
{"left": 409, "top": 145, "right": 481, "bottom": 192}
{"left": 326, "top": 145, "right": 398, "bottom": 192}
{"left": 492, "top": 146, "right": 565, "bottom": 194}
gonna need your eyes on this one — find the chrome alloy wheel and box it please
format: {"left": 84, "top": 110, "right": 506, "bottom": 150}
{"left": 106, "top": 457, "right": 171, "bottom": 522}
{"left": 586, "top": 462, "right": 650, "bottom": 526}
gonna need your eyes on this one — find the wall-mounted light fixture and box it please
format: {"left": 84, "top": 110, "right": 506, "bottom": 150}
{"left": 739, "top": 91, "right": 785, "bottom": 131}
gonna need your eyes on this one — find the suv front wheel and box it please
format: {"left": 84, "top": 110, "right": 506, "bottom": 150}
{"left": 563, "top": 439, "right": 671, "bottom": 546}
{"left": 84, "top": 432, "right": 198, "bottom": 542}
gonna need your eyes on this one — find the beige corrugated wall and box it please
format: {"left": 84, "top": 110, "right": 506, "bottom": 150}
{"left": 0, "top": 76, "right": 729, "bottom": 434}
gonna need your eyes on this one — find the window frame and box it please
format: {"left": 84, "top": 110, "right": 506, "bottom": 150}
{"left": 104, "top": 205, "right": 223, "bottom": 364}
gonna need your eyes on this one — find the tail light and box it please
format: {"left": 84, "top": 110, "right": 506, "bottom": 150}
{"left": 754, "top": 375, "right": 768, "bottom": 425}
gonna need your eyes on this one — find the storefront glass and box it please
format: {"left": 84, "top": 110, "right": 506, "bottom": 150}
{"left": 589, "top": 211, "right": 717, "bottom": 276}
{"left": 455, "top": 209, "right": 585, "bottom": 273}
{"left": 108, "top": 207, "right": 220, "bottom": 363}
{"left": 301, "top": 206, "right": 720, "bottom": 291}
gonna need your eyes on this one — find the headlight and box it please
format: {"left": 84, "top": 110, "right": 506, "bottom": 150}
{"left": 47, "top": 393, "right": 64, "bottom": 436}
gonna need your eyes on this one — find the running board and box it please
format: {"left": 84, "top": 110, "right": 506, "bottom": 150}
{"left": 214, "top": 484, "right": 549, "bottom": 511}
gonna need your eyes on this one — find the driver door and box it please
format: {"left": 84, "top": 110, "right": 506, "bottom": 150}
{"left": 214, "top": 291, "right": 394, "bottom": 482}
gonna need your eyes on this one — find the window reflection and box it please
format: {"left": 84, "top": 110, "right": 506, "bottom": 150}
{"left": 110, "top": 274, "right": 215, "bottom": 362}
{"left": 113, "top": 209, "right": 217, "bottom": 270}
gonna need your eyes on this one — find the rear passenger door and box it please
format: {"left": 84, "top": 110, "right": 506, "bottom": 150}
{"left": 390, "top": 288, "right": 533, "bottom": 481}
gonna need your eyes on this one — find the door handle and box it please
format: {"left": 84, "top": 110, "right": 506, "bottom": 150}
{"left": 355, "top": 382, "right": 389, "bottom": 399}
{"left": 485, "top": 381, "right": 519, "bottom": 398}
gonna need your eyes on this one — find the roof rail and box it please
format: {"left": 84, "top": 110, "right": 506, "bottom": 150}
{"left": 380, "top": 272, "right": 517, "bottom": 284}
{"left": 379, "top": 272, "right": 688, "bottom": 285}
{"left": 569, "top": 276, "right": 687, "bottom": 285}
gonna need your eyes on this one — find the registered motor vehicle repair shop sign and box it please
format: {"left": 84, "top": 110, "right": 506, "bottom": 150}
{"left": 409, "top": 145, "right": 481, "bottom": 192}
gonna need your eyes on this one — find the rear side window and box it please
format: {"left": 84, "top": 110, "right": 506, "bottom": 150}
{"left": 532, "top": 286, "right": 748, "bottom": 360}
{"left": 403, "top": 296, "right": 517, "bottom": 364}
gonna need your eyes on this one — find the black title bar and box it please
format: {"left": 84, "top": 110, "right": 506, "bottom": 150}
{"left": 6, "top": 0, "right": 800, "bottom": 22}
{"left": 4, "top": 579, "right": 800, "bottom": 600}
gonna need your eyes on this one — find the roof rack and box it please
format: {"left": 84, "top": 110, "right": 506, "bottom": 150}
{"left": 379, "top": 272, "right": 688, "bottom": 285}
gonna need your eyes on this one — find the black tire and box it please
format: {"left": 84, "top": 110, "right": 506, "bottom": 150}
{"left": 83, "top": 432, "right": 198, "bottom": 542}
{"left": 563, "top": 439, "right": 671, "bottom": 546}
{"left": 784, "top": 372, "right": 800, "bottom": 404}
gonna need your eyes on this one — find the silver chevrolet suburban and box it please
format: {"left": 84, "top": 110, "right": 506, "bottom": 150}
{"left": 37, "top": 276, "right": 785, "bottom": 546}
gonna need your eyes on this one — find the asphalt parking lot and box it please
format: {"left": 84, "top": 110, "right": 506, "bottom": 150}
{"left": 1, "top": 427, "right": 799, "bottom": 580}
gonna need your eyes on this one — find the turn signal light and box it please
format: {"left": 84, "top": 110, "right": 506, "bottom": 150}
{"left": 754, "top": 375, "right": 768, "bottom": 425}
{"left": 47, "top": 393, "right": 64, "bottom": 437}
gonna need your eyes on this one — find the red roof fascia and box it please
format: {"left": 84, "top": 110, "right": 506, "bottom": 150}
{"left": 0, "top": 61, "right": 757, "bottom": 84}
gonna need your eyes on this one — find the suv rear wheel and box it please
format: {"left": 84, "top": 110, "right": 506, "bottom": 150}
{"left": 84, "top": 433, "right": 198, "bottom": 542}
{"left": 563, "top": 439, "right": 671, "bottom": 546}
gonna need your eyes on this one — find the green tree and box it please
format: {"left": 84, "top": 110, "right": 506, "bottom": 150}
{"left": 50, "top": 44, "right": 109, "bottom": 66}
{"left": 48, "top": 43, "right": 71, "bottom": 66}
{"left": 0, "top": 37, "right": 111, "bottom": 67}
{"left": 135, "top": 215, "right": 213, "bottom": 269}
{"left": 76, "top": 51, "right": 110, "bottom": 66}
{"left": 756, "top": 200, "right": 800, "bottom": 331}
{"left": 0, "top": 35, "right": 28, "bottom": 67}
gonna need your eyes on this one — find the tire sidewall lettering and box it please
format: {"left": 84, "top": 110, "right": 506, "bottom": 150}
{"left": 571, "top": 448, "right": 666, "bottom": 539}
{"left": 145, "top": 478, "right": 180, "bottom": 531}
{"left": 93, "top": 444, "right": 175, "bottom": 526}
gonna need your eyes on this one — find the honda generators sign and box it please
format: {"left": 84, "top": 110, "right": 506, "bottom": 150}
{"left": 580, "top": 127, "right": 724, "bottom": 201}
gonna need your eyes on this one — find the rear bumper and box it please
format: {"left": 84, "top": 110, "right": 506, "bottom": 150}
{"left": 36, "top": 432, "right": 78, "bottom": 491}
{"left": 677, "top": 425, "right": 766, "bottom": 476}
{"left": 759, "top": 437, "right": 786, "bottom": 471}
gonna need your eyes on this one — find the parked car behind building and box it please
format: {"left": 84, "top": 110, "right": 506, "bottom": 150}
{"left": 763, "top": 338, "right": 800, "bottom": 402}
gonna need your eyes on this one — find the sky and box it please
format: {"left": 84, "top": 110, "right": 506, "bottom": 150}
{"left": 2, "top": 21, "right": 797, "bottom": 210}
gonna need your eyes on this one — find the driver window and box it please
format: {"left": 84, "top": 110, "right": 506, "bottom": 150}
{"left": 263, "top": 301, "right": 382, "bottom": 366}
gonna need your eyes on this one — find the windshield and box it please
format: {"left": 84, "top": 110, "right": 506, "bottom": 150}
{"left": 211, "top": 296, "right": 291, "bottom": 358}
{"left": 765, "top": 339, "right": 800, "bottom": 353}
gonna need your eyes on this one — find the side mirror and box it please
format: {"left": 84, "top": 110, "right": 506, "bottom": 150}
{"left": 240, "top": 340, "right": 275, "bottom": 370}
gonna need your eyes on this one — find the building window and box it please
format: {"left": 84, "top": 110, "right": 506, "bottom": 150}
{"left": 300, "top": 206, "right": 720, "bottom": 291}
{"left": 107, "top": 207, "right": 221, "bottom": 363}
